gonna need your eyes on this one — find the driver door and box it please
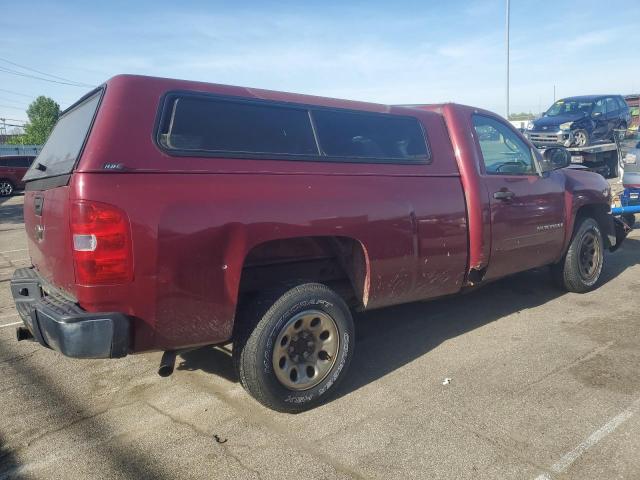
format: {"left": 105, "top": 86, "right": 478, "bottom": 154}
{"left": 472, "top": 114, "right": 566, "bottom": 281}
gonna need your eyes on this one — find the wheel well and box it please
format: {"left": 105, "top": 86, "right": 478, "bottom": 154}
{"left": 574, "top": 203, "right": 614, "bottom": 248}
{"left": 237, "top": 236, "right": 369, "bottom": 309}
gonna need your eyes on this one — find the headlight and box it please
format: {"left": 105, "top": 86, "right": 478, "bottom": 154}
{"left": 526, "top": 121, "right": 534, "bottom": 130}
{"left": 559, "top": 122, "right": 573, "bottom": 130}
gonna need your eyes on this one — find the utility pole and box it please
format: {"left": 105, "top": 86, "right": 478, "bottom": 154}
{"left": 553, "top": 84, "right": 556, "bottom": 102}
{"left": 505, "top": 0, "right": 510, "bottom": 120}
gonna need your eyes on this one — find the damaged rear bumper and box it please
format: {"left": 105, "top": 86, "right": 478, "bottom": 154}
{"left": 10, "top": 268, "right": 130, "bottom": 359}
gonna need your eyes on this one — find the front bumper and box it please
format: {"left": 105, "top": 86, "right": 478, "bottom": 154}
{"left": 526, "top": 130, "right": 573, "bottom": 148}
{"left": 10, "top": 268, "right": 129, "bottom": 358}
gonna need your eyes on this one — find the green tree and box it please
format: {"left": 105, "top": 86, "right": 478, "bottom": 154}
{"left": 23, "top": 96, "right": 60, "bottom": 145}
{"left": 508, "top": 112, "right": 535, "bottom": 121}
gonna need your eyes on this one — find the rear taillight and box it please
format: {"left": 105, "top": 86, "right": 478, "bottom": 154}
{"left": 70, "top": 200, "right": 133, "bottom": 285}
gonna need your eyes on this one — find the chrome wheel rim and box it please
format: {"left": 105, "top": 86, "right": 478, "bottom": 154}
{"left": 0, "top": 181, "right": 12, "bottom": 196}
{"left": 578, "top": 230, "right": 602, "bottom": 282}
{"left": 272, "top": 310, "right": 339, "bottom": 391}
{"left": 574, "top": 131, "right": 587, "bottom": 147}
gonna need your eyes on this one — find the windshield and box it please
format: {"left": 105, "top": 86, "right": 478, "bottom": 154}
{"left": 545, "top": 99, "right": 594, "bottom": 117}
{"left": 23, "top": 91, "right": 102, "bottom": 181}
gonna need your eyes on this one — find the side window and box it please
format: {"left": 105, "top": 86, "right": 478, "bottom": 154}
{"left": 18, "top": 157, "right": 34, "bottom": 168}
{"left": 606, "top": 97, "right": 619, "bottom": 114}
{"left": 157, "top": 94, "right": 430, "bottom": 164}
{"left": 592, "top": 99, "right": 606, "bottom": 116}
{"left": 3, "top": 158, "right": 19, "bottom": 167}
{"left": 312, "top": 110, "right": 428, "bottom": 162}
{"left": 159, "top": 96, "right": 318, "bottom": 156}
{"left": 617, "top": 97, "right": 628, "bottom": 110}
{"left": 472, "top": 115, "right": 536, "bottom": 175}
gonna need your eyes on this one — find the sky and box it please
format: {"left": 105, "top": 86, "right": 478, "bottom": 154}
{"left": 2, "top": 0, "right": 640, "bottom": 130}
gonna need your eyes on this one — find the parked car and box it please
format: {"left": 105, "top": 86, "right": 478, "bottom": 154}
{"left": 0, "top": 155, "right": 35, "bottom": 196}
{"left": 10, "top": 75, "right": 629, "bottom": 412}
{"left": 525, "top": 95, "right": 631, "bottom": 148}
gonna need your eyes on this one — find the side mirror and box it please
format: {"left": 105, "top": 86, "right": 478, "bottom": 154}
{"left": 540, "top": 147, "right": 571, "bottom": 173}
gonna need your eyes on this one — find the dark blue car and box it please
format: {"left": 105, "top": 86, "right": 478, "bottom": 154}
{"left": 525, "top": 95, "right": 630, "bottom": 148}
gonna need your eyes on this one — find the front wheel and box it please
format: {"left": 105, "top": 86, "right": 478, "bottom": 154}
{"left": 552, "top": 217, "right": 604, "bottom": 293}
{"left": 573, "top": 129, "right": 590, "bottom": 147}
{"left": 233, "top": 283, "right": 355, "bottom": 413}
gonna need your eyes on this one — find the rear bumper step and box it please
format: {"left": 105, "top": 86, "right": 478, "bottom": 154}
{"left": 10, "top": 267, "right": 130, "bottom": 359}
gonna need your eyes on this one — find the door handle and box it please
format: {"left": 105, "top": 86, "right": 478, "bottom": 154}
{"left": 493, "top": 190, "right": 515, "bottom": 200}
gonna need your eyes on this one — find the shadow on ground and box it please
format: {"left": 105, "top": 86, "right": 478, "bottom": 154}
{"left": 0, "top": 357, "right": 172, "bottom": 479}
{"left": 0, "top": 433, "right": 20, "bottom": 479}
{"left": 0, "top": 194, "right": 24, "bottom": 225}
{"left": 177, "top": 237, "right": 640, "bottom": 403}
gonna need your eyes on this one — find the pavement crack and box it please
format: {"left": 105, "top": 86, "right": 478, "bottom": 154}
{"left": 144, "top": 401, "right": 213, "bottom": 438}
{"left": 8, "top": 401, "right": 141, "bottom": 455}
{"left": 144, "top": 401, "right": 264, "bottom": 479}
{"left": 434, "top": 406, "right": 549, "bottom": 473}
{"left": 517, "top": 340, "right": 616, "bottom": 394}
{"left": 0, "top": 351, "right": 39, "bottom": 366}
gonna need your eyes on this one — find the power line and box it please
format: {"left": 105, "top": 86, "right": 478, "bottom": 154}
{"left": 0, "top": 117, "right": 28, "bottom": 122}
{"left": 0, "top": 96, "right": 28, "bottom": 106}
{"left": 0, "top": 104, "right": 27, "bottom": 111}
{"left": 0, "top": 56, "right": 95, "bottom": 88}
{"left": 0, "top": 88, "right": 33, "bottom": 99}
{"left": 0, "top": 66, "right": 94, "bottom": 88}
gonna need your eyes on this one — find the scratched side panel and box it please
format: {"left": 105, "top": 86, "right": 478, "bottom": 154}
{"left": 73, "top": 172, "right": 467, "bottom": 351}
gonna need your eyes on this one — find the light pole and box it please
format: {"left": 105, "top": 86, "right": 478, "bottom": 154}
{"left": 505, "top": 0, "right": 510, "bottom": 120}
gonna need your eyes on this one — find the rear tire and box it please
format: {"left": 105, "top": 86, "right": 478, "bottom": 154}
{"left": 552, "top": 217, "right": 604, "bottom": 293}
{"left": 0, "top": 180, "right": 14, "bottom": 197}
{"left": 233, "top": 282, "right": 355, "bottom": 413}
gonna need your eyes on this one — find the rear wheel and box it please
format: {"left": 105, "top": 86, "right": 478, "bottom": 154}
{"left": 233, "top": 283, "right": 355, "bottom": 413}
{"left": 0, "top": 179, "right": 13, "bottom": 197}
{"left": 573, "top": 129, "right": 589, "bottom": 147}
{"left": 0, "top": 180, "right": 14, "bottom": 197}
{"left": 552, "top": 217, "right": 604, "bottom": 293}
{"left": 614, "top": 122, "right": 627, "bottom": 141}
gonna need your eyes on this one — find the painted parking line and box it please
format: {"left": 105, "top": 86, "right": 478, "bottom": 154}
{"left": 0, "top": 248, "right": 27, "bottom": 254}
{"left": 534, "top": 396, "right": 640, "bottom": 479}
{"left": 0, "top": 321, "right": 22, "bottom": 329}
{"left": 0, "top": 313, "right": 18, "bottom": 320}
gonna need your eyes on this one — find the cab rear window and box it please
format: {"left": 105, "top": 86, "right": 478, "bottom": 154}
{"left": 157, "top": 93, "right": 430, "bottom": 164}
{"left": 23, "top": 91, "right": 101, "bottom": 181}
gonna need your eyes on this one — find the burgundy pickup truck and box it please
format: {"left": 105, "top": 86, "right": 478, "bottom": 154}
{"left": 10, "top": 75, "right": 628, "bottom": 412}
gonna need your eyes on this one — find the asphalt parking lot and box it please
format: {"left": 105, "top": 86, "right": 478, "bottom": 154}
{"left": 1, "top": 192, "right": 639, "bottom": 480}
